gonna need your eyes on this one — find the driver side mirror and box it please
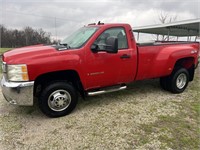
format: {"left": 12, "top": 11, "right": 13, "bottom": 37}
{"left": 91, "top": 37, "right": 118, "bottom": 53}
{"left": 91, "top": 44, "right": 99, "bottom": 53}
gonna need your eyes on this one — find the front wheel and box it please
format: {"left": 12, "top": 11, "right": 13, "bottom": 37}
{"left": 39, "top": 82, "right": 78, "bottom": 117}
{"left": 169, "top": 68, "right": 189, "bottom": 93}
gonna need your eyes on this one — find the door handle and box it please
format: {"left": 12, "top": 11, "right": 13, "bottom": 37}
{"left": 120, "top": 54, "right": 131, "bottom": 59}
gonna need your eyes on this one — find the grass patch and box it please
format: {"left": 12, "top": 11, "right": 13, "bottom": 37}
{"left": 192, "top": 103, "right": 200, "bottom": 114}
{"left": 136, "top": 106, "right": 199, "bottom": 149}
{"left": 134, "top": 73, "right": 200, "bottom": 149}
{"left": 0, "top": 48, "right": 12, "bottom": 54}
{"left": 157, "top": 115, "right": 199, "bottom": 149}
{"left": 0, "top": 48, "right": 12, "bottom": 73}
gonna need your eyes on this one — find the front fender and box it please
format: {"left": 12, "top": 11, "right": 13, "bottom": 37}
{"left": 28, "top": 53, "right": 84, "bottom": 81}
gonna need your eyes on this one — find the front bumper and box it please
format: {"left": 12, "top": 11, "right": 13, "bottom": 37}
{"left": 1, "top": 76, "right": 34, "bottom": 106}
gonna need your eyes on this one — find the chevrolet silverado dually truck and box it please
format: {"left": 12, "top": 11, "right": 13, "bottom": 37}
{"left": 1, "top": 22, "right": 199, "bottom": 117}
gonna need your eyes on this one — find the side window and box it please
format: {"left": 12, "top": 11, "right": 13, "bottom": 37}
{"left": 94, "top": 27, "right": 128, "bottom": 50}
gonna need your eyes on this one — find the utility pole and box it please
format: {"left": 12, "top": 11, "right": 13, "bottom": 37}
{"left": 0, "top": 24, "right": 1, "bottom": 49}
{"left": 55, "top": 17, "right": 57, "bottom": 42}
{"left": 0, "top": 0, "right": 3, "bottom": 48}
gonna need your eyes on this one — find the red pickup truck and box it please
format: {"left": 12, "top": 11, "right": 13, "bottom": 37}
{"left": 1, "top": 23, "right": 199, "bottom": 117}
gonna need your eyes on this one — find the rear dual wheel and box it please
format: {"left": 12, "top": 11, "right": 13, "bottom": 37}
{"left": 160, "top": 67, "right": 189, "bottom": 93}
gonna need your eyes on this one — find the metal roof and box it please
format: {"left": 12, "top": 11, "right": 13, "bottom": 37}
{"left": 133, "top": 18, "right": 200, "bottom": 37}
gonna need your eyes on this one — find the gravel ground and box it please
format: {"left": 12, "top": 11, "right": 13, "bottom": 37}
{"left": 0, "top": 68, "right": 199, "bottom": 150}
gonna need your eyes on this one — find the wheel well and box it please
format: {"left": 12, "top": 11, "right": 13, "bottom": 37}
{"left": 34, "top": 70, "right": 85, "bottom": 98}
{"left": 174, "top": 57, "right": 195, "bottom": 81}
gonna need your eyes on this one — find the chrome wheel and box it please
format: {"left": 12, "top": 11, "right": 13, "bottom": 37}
{"left": 176, "top": 73, "right": 187, "bottom": 89}
{"left": 48, "top": 90, "right": 71, "bottom": 112}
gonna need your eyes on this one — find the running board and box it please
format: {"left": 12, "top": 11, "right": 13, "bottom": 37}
{"left": 87, "top": 85, "right": 127, "bottom": 96}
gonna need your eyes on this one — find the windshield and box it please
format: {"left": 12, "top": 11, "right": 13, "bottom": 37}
{"left": 61, "top": 27, "right": 99, "bottom": 48}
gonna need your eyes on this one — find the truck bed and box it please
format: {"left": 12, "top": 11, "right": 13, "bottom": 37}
{"left": 135, "top": 41, "right": 199, "bottom": 81}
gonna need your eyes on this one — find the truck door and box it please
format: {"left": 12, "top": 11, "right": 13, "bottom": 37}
{"left": 84, "top": 27, "right": 137, "bottom": 89}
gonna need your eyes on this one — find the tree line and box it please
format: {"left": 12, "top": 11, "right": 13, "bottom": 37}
{"left": 0, "top": 25, "right": 54, "bottom": 48}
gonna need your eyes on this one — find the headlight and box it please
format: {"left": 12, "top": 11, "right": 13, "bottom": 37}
{"left": 7, "top": 64, "right": 29, "bottom": 81}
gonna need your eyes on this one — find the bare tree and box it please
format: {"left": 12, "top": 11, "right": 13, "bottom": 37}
{"left": 157, "top": 11, "right": 178, "bottom": 41}
{"left": 158, "top": 11, "right": 177, "bottom": 24}
{"left": 0, "top": 25, "right": 52, "bottom": 48}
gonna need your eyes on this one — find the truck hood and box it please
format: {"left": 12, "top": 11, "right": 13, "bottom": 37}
{"left": 3, "top": 45, "right": 59, "bottom": 64}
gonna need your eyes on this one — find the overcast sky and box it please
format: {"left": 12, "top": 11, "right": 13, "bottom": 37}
{"left": 0, "top": 0, "right": 199, "bottom": 40}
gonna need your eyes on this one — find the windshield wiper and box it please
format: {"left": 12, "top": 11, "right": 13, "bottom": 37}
{"left": 52, "top": 43, "right": 71, "bottom": 51}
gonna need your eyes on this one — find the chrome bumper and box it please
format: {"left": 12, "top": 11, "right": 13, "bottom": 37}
{"left": 1, "top": 76, "right": 34, "bottom": 106}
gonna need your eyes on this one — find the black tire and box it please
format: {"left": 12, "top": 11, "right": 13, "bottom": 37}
{"left": 168, "top": 68, "right": 189, "bottom": 94}
{"left": 160, "top": 76, "right": 170, "bottom": 91}
{"left": 38, "top": 82, "right": 78, "bottom": 118}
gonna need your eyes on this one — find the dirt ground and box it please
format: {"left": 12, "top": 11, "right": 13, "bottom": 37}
{"left": 0, "top": 68, "right": 199, "bottom": 150}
